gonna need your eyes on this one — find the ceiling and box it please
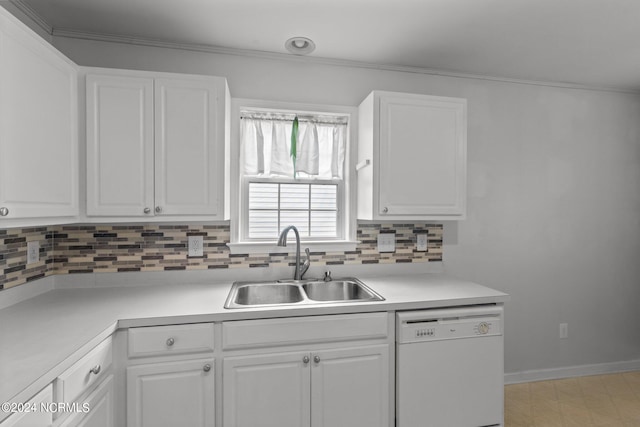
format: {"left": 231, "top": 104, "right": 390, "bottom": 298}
{"left": 9, "top": 0, "right": 640, "bottom": 91}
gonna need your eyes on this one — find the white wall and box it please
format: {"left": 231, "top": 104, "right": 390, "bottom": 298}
{"left": 54, "top": 37, "right": 640, "bottom": 375}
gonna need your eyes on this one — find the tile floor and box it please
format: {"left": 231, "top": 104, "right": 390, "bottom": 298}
{"left": 505, "top": 371, "right": 640, "bottom": 426}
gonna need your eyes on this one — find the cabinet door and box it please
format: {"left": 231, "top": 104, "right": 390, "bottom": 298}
{"left": 59, "top": 375, "right": 114, "bottom": 427}
{"left": 86, "top": 74, "right": 154, "bottom": 216}
{"left": 378, "top": 93, "right": 466, "bottom": 218}
{"left": 154, "top": 78, "right": 224, "bottom": 217}
{"left": 311, "top": 345, "right": 389, "bottom": 427}
{"left": 223, "top": 352, "right": 311, "bottom": 427}
{"left": 0, "top": 10, "right": 78, "bottom": 220}
{"left": 127, "top": 359, "right": 214, "bottom": 427}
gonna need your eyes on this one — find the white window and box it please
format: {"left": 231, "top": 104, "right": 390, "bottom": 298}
{"left": 247, "top": 181, "right": 339, "bottom": 239}
{"left": 229, "top": 101, "right": 357, "bottom": 253}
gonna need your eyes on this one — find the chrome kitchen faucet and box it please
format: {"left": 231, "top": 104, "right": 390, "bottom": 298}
{"left": 277, "top": 225, "right": 310, "bottom": 280}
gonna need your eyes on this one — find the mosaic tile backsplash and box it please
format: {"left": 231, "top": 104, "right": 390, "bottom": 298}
{"left": 0, "top": 223, "right": 443, "bottom": 290}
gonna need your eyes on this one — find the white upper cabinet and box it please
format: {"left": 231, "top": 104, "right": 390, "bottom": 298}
{"left": 86, "top": 69, "right": 229, "bottom": 220}
{"left": 154, "top": 78, "right": 225, "bottom": 216}
{"left": 358, "top": 91, "right": 467, "bottom": 220}
{"left": 86, "top": 74, "right": 154, "bottom": 217}
{"left": 0, "top": 8, "right": 78, "bottom": 223}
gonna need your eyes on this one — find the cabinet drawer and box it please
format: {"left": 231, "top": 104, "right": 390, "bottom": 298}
{"left": 223, "top": 312, "right": 388, "bottom": 350}
{"left": 55, "top": 337, "right": 112, "bottom": 405}
{"left": 0, "top": 384, "right": 53, "bottom": 426}
{"left": 58, "top": 375, "right": 113, "bottom": 427}
{"left": 128, "top": 323, "right": 214, "bottom": 358}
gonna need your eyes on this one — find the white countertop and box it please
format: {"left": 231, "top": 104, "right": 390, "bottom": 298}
{"left": 0, "top": 269, "right": 508, "bottom": 407}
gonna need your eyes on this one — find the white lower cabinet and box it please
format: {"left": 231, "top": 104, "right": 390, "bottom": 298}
{"left": 124, "top": 323, "right": 216, "bottom": 427}
{"left": 0, "top": 385, "right": 53, "bottom": 427}
{"left": 54, "top": 338, "right": 113, "bottom": 409}
{"left": 222, "top": 313, "right": 391, "bottom": 427}
{"left": 223, "top": 351, "right": 311, "bottom": 427}
{"left": 310, "top": 346, "right": 389, "bottom": 427}
{"left": 223, "top": 345, "right": 389, "bottom": 427}
{"left": 126, "top": 359, "right": 215, "bottom": 427}
{"left": 58, "top": 375, "right": 114, "bottom": 427}
{"left": 52, "top": 337, "right": 114, "bottom": 427}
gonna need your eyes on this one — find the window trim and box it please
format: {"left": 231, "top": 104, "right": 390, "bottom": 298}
{"left": 228, "top": 98, "right": 358, "bottom": 254}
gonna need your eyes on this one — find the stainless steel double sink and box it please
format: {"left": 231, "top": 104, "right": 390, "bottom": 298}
{"left": 224, "top": 277, "right": 384, "bottom": 309}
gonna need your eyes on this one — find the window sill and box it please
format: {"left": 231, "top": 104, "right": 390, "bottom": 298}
{"left": 227, "top": 240, "right": 359, "bottom": 255}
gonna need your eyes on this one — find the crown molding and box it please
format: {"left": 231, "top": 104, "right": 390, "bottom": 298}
{"left": 8, "top": 0, "right": 52, "bottom": 34}
{"left": 8, "top": 1, "right": 638, "bottom": 95}
{"left": 50, "top": 28, "right": 640, "bottom": 94}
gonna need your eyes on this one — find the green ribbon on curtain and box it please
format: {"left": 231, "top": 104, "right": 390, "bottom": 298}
{"left": 291, "top": 116, "right": 298, "bottom": 178}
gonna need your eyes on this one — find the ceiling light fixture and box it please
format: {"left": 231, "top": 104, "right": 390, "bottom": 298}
{"left": 285, "top": 37, "right": 316, "bottom": 55}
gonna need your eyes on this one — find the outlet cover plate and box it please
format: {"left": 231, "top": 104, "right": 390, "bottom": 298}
{"left": 417, "top": 233, "right": 429, "bottom": 252}
{"left": 27, "top": 241, "right": 39, "bottom": 264}
{"left": 188, "top": 236, "right": 204, "bottom": 257}
{"left": 559, "top": 323, "right": 568, "bottom": 339}
{"left": 377, "top": 233, "right": 395, "bottom": 253}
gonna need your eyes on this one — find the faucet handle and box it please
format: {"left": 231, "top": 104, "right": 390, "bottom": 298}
{"left": 324, "top": 271, "right": 332, "bottom": 282}
{"left": 300, "top": 248, "right": 311, "bottom": 279}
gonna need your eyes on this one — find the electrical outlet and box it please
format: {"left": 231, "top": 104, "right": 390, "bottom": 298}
{"left": 188, "top": 236, "right": 204, "bottom": 257}
{"left": 27, "top": 241, "right": 40, "bottom": 265}
{"left": 417, "top": 233, "right": 429, "bottom": 252}
{"left": 559, "top": 323, "right": 568, "bottom": 339}
{"left": 377, "top": 233, "right": 395, "bottom": 253}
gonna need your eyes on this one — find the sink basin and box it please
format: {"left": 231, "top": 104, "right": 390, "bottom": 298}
{"left": 302, "top": 280, "right": 380, "bottom": 301}
{"left": 224, "top": 277, "right": 384, "bottom": 309}
{"left": 231, "top": 283, "right": 304, "bottom": 306}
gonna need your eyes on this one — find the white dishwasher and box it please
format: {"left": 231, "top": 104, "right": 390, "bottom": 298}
{"left": 396, "top": 304, "right": 504, "bottom": 427}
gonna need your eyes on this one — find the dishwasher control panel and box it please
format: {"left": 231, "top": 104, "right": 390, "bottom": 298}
{"left": 396, "top": 305, "right": 503, "bottom": 343}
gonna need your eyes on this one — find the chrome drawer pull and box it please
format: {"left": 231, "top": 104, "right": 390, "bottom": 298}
{"left": 89, "top": 365, "right": 101, "bottom": 375}
{"left": 203, "top": 364, "right": 211, "bottom": 372}
{"left": 166, "top": 337, "right": 175, "bottom": 346}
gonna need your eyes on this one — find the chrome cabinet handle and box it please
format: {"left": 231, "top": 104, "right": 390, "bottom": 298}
{"left": 89, "top": 365, "right": 101, "bottom": 375}
{"left": 382, "top": 207, "right": 388, "bottom": 213}
{"left": 0, "top": 207, "right": 8, "bottom": 216}
{"left": 203, "top": 364, "right": 211, "bottom": 372}
{"left": 166, "top": 337, "right": 175, "bottom": 346}
{"left": 302, "top": 356, "right": 310, "bottom": 364}
{"left": 155, "top": 206, "right": 162, "bottom": 214}
{"left": 144, "top": 207, "right": 151, "bottom": 214}
{"left": 313, "top": 355, "right": 320, "bottom": 363}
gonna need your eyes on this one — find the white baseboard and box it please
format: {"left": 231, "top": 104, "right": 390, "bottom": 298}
{"left": 505, "top": 359, "right": 640, "bottom": 384}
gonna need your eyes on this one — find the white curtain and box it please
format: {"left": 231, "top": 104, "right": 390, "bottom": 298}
{"left": 240, "top": 114, "right": 346, "bottom": 180}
